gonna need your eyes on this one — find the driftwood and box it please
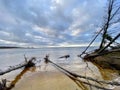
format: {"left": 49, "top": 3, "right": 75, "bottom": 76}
{"left": 84, "top": 49, "right": 120, "bottom": 59}
{"left": 0, "top": 57, "right": 36, "bottom": 90}
{"left": 0, "top": 79, "right": 7, "bottom": 90}
{"left": 44, "top": 55, "right": 120, "bottom": 90}
{"left": 59, "top": 55, "right": 70, "bottom": 59}
{"left": 0, "top": 57, "right": 36, "bottom": 75}
{"left": 110, "top": 56, "right": 120, "bottom": 59}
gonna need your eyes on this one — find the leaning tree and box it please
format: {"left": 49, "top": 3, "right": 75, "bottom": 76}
{"left": 99, "top": 0, "right": 120, "bottom": 51}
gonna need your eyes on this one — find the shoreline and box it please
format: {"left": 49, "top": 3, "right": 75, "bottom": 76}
{"left": 84, "top": 49, "right": 120, "bottom": 70}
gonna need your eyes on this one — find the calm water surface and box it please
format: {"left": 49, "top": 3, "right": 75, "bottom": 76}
{"left": 0, "top": 47, "right": 119, "bottom": 90}
{"left": 0, "top": 47, "right": 96, "bottom": 69}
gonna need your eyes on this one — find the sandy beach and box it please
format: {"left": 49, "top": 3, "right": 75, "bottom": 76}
{"left": 12, "top": 71, "right": 82, "bottom": 90}
{"left": 8, "top": 63, "right": 119, "bottom": 90}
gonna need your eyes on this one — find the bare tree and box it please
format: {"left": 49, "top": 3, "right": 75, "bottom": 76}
{"left": 80, "top": 0, "right": 120, "bottom": 57}
{"left": 99, "top": 0, "right": 120, "bottom": 50}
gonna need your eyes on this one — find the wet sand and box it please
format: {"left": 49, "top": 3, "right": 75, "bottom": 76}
{"left": 10, "top": 63, "right": 95, "bottom": 90}
{"left": 12, "top": 71, "right": 81, "bottom": 90}
{"left": 1, "top": 62, "right": 120, "bottom": 90}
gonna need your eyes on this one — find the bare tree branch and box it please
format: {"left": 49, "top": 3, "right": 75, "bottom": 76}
{"left": 44, "top": 55, "right": 120, "bottom": 87}
{"left": 0, "top": 57, "right": 36, "bottom": 75}
{"left": 99, "top": 0, "right": 120, "bottom": 49}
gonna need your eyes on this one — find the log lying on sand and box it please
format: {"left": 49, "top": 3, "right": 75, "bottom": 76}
{"left": 84, "top": 49, "right": 120, "bottom": 59}
{"left": 44, "top": 55, "right": 120, "bottom": 90}
{"left": 0, "top": 57, "right": 36, "bottom": 75}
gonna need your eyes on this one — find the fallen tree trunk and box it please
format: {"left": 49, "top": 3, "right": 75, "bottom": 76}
{"left": 44, "top": 55, "right": 120, "bottom": 89}
{"left": 0, "top": 57, "right": 36, "bottom": 75}
{"left": 84, "top": 49, "right": 120, "bottom": 70}
{"left": 84, "top": 49, "right": 120, "bottom": 59}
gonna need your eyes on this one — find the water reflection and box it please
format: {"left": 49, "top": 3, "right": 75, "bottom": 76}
{"left": 7, "top": 67, "right": 36, "bottom": 90}
{"left": 0, "top": 47, "right": 120, "bottom": 90}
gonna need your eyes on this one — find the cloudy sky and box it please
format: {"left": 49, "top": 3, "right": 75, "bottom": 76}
{"left": 0, "top": 0, "right": 111, "bottom": 47}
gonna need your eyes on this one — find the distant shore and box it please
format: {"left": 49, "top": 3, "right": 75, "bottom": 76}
{"left": 0, "top": 46, "right": 22, "bottom": 49}
{"left": 0, "top": 46, "right": 35, "bottom": 49}
{"left": 0, "top": 45, "right": 98, "bottom": 49}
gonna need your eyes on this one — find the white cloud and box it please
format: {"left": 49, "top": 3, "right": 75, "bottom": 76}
{"left": 0, "top": 0, "right": 108, "bottom": 46}
{"left": 32, "top": 25, "right": 59, "bottom": 38}
{"left": 71, "top": 29, "right": 81, "bottom": 36}
{"left": 52, "top": 0, "right": 63, "bottom": 5}
{"left": 58, "top": 42, "right": 100, "bottom": 47}
{"left": 0, "top": 31, "right": 10, "bottom": 36}
{"left": 0, "top": 39, "right": 28, "bottom": 46}
{"left": 25, "top": 32, "right": 53, "bottom": 45}
{"left": 32, "top": 25, "right": 49, "bottom": 34}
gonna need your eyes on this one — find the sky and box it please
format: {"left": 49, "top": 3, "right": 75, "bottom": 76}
{"left": 0, "top": 0, "right": 118, "bottom": 47}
